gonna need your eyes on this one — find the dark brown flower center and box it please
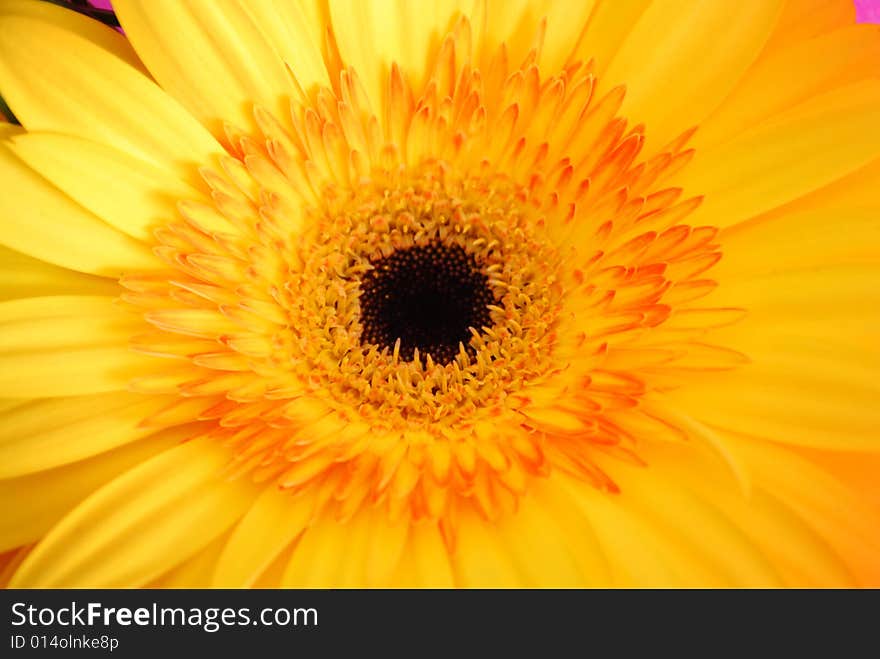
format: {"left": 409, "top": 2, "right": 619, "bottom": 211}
{"left": 358, "top": 241, "right": 495, "bottom": 365}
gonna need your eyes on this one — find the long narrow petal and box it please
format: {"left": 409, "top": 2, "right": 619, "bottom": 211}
{"left": 451, "top": 505, "right": 523, "bottom": 586}
{"left": 0, "top": 0, "right": 223, "bottom": 183}
{"left": 0, "top": 138, "right": 159, "bottom": 276}
{"left": 631, "top": 441, "right": 860, "bottom": 587}
{"left": 328, "top": 0, "right": 469, "bottom": 111}
{"left": 213, "top": 485, "right": 314, "bottom": 587}
{"left": 240, "top": 0, "right": 332, "bottom": 98}
{"left": 0, "top": 431, "right": 181, "bottom": 552}
{"left": 678, "top": 81, "right": 880, "bottom": 229}
{"left": 557, "top": 472, "right": 775, "bottom": 587}
{"left": 0, "top": 246, "right": 119, "bottom": 300}
{"left": 479, "top": 0, "right": 597, "bottom": 74}
{"left": 726, "top": 439, "right": 880, "bottom": 586}
{"left": 7, "top": 133, "right": 205, "bottom": 242}
{"left": 10, "top": 438, "right": 256, "bottom": 587}
{"left": 0, "top": 296, "right": 158, "bottom": 397}
{"left": 603, "top": 0, "right": 784, "bottom": 147}
{"left": 280, "top": 511, "right": 351, "bottom": 587}
{"left": 151, "top": 532, "right": 231, "bottom": 588}
{"left": 696, "top": 24, "right": 880, "bottom": 149}
{"left": 572, "top": 0, "right": 650, "bottom": 77}
{"left": 665, "top": 316, "right": 880, "bottom": 453}
{"left": 0, "top": 392, "right": 172, "bottom": 478}
{"left": 114, "top": 0, "right": 297, "bottom": 136}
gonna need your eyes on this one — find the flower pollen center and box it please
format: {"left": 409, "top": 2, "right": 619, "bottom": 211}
{"left": 358, "top": 241, "right": 495, "bottom": 365}
{"left": 121, "top": 14, "right": 731, "bottom": 525}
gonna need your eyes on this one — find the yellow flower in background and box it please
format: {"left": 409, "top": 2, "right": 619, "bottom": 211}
{"left": 0, "top": 0, "right": 878, "bottom": 587}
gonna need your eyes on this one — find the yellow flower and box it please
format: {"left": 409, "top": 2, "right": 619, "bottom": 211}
{"left": 0, "top": 0, "right": 878, "bottom": 588}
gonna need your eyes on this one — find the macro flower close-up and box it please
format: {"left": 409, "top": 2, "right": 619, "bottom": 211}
{"left": 0, "top": 0, "right": 878, "bottom": 588}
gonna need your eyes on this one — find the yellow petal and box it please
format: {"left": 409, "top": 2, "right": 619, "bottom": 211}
{"left": 763, "top": 0, "right": 856, "bottom": 54}
{"left": 685, "top": 266, "right": 880, "bottom": 457}
{"left": 0, "top": 296, "right": 158, "bottom": 398}
{"left": 280, "top": 512, "right": 349, "bottom": 587}
{"left": 634, "top": 440, "right": 856, "bottom": 587}
{"left": 714, "top": 157, "right": 880, "bottom": 279}
{"left": 729, "top": 438, "right": 880, "bottom": 586}
{"left": 679, "top": 81, "right": 880, "bottom": 229}
{"left": 733, "top": 491, "right": 855, "bottom": 587}
{"left": 557, "top": 474, "right": 720, "bottom": 587}
{"left": 335, "top": 508, "right": 373, "bottom": 587}
{"left": 696, "top": 24, "right": 880, "bottom": 149}
{"left": 710, "top": 265, "right": 879, "bottom": 331}
{"left": 0, "top": 392, "right": 171, "bottom": 478}
{"left": 0, "top": 546, "right": 31, "bottom": 588}
{"left": 407, "top": 521, "right": 455, "bottom": 587}
{"left": 572, "top": 0, "right": 649, "bottom": 77}
{"left": 364, "top": 508, "right": 410, "bottom": 585}
{"left": 451, "top": 505, "right": 523, "bottom": 586}
{"left": 152, "top": 531, "right": 231, "bottom": 588}
{"left": 645, "top": 401, "right": 753, "bottom": 498}
{"left": 114, "top": 0, "right": 296, "bottom": 136}
{"left": 495, "top": 489, "right": 591, "bottom": 586}
{"left": 591, "top": 453, "right": 782, "bottom": 586}
{"left": 707, "top": 264, "right": 880, "bottom": 354}
{"left": 0, "top": 295, "right": 143, "bottom": 351}
{"left": 528, "top": 480, "right": 613, "bottom": 585}
{"left": 717, "top": 207, "right": 880, "bottom": 278}
{"left": 214, "top": 485, "right": 315, "bottom": 587}
{"left": 0, "top": 347, "right": 159, "bottom": 399}
{"left": 0, "top": 0, "right": 222, "bottom": 184}
{"left": 8, "top": 132, "right": 204, "bottom": 242}
{"left": 0, "top": 139, "right": 159, "bottom": 276}
{"left": 664, "top": 327, "right": 880, "bottom": 452}
{"left": 0, "top": 245, "right": 119, "bottom": 300}
{"left": 252, "top": 542, "right": 296, "bottom": 587}
{"left": 240, "top": 0, "right": 332, "bottom": 98}
{"left": 603, "top": 0, "right": 784, "bottom": 147}
{"left": 796, "top": 449, "right": 880, "bottom": 526}
{"left": 328, "top": 0, "right": 469, "bottom": 112}
{"left": 11, "top": 437, "right": 257, "bottom": 587}
{"left": 0, "top": 429, "right": 181, "bottom": 552}
{"left": 480, "top": 0, "right": 596, "bottom": 74}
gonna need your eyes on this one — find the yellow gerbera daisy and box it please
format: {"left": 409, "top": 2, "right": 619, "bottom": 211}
{"left": 0, "top": 0, "right": 878, "bottom": 588}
